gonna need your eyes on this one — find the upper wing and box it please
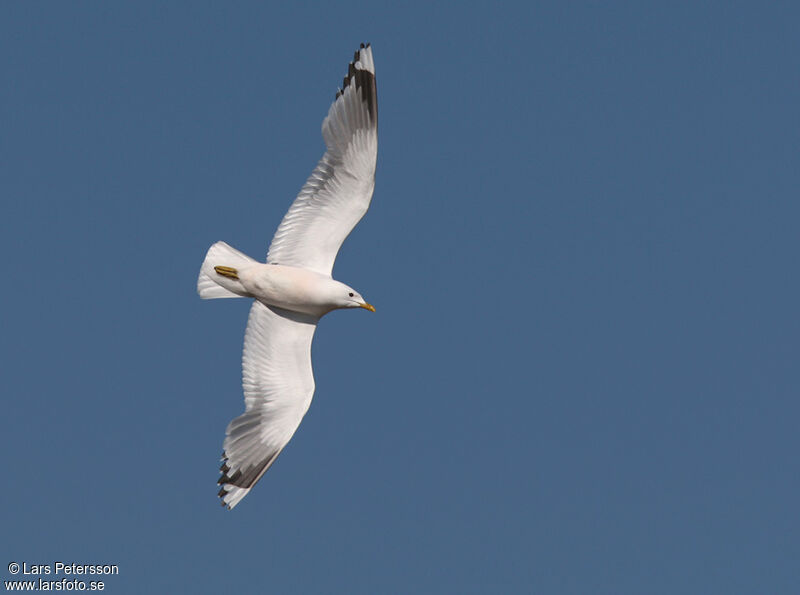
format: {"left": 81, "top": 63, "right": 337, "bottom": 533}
{"left": 218, "top": 301, "right": 319, "bottom": 509}
{"left": 266, "top": 44, "right": 378, "bottom": 276}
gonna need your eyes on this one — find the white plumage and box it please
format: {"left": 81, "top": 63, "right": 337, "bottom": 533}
{"left": 197, "top": 44, "right": 378, "bottom": 509}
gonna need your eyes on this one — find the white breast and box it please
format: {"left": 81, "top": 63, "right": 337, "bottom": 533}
{"left": 238, "top": 264, "right": 338, "bottom": 316}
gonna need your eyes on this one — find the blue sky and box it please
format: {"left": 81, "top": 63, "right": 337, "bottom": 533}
{"left": 2, "top": 2, "right": 799, "bottom": 593}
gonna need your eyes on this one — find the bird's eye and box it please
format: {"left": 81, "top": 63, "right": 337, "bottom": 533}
{"left": 349, "top": 292, "right": 354, "bottom": 297}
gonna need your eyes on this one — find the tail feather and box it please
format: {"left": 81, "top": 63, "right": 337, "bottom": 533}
{"left": 197, "top": 241, "right": 256, "bottom": 299}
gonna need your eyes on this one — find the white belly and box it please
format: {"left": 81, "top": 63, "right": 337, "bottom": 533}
{"left": 238, "top": 264, "right": 337, "bottom": 316}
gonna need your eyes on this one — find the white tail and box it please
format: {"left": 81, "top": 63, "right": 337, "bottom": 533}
{"left": 197, "top": 241, "right": 257, "bottom": 299}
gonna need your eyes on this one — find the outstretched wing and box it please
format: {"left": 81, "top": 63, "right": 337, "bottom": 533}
{"left": 218, "top": 302, "right": 319, "bottom": 509}
{"left": 266, "top": 44, "right": 378, "bottom": 276}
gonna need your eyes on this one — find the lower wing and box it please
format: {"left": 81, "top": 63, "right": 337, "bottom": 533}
{"left": 218, "top": 302, "right": 319, "bottom": 509}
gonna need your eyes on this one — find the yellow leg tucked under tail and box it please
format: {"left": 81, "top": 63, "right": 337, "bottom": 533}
{"left": 214, "top": 266, "right": 239, "bottom": 280}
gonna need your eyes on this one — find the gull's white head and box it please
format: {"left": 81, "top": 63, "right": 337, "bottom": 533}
{"left": 335, "top": 283, "right": 375, "bottom": 312}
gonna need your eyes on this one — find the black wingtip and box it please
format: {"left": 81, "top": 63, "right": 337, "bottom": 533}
{"left": 336, "top": 45, "right": 378, "bottom": 124}
{"left": 218, "top": 468, "right": 242, "bottom": 486}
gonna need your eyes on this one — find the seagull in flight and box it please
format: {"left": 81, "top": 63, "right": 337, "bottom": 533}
{"left": 197, "top": 44, "right": 378, "bottom": 509}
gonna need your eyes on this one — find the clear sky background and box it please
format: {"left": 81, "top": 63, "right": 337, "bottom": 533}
{"left": 2, "top": 2, "right": 799, "bottom": 593}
